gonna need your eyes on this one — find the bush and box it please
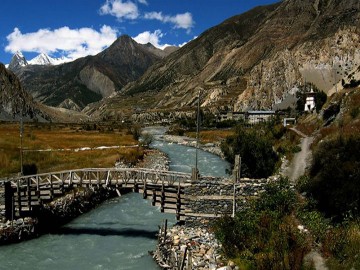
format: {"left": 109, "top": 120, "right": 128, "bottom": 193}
{"left": 324, "top": 220, "right": 360, "bottom": 269}
{"left": 140, "top": 133, "right": 153, "bottom": 148}
{"left": 22, "top": 163, "right": 38, "bottom": 176}
{"left": 213, "top": 178, "right": 310, "bottom": 269}
{"left": 306, "top": 135, "right": 360, "bottom": 221}
{"left": 221, "top": 125, "right": 278, "bottom": 178}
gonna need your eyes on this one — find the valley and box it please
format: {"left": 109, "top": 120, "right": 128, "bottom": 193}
{"left": 0, "top": 0, "right": 359, "bottom": 269}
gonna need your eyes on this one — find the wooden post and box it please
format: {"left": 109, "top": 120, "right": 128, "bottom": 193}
{"left": 180, "top": 246, "right": 188, "bottom": 270}
{"left": 17, "top": 179, "right": 22, "bottom": 216}
{"left": 191, "top": 168, "right": 198, "bottom": 182}
{"left": 152, "top": 189, "right": 156, "bottom": 206}
{"left": 4, "top": 182, "right": 14, "bottom": 221}
{"left": 49, "top": 174, "right": 54, "bottom": 200}
{"left": 232, "top": 155, "right": 241, "bottom": 218}
{"left": 36, "top": 176, "right": 41, "bottom": 203}
{"left": 176, "top": 183, "right": 181, "bottom": 220}
{"left": 143, "top": 180, "right": 147, "bottom": 199}
{"left": 27, "top": 178, "right": 31, "bottom": 212}
{"left": 187, "top": 249, "right": 192, "bottom": 270}
{"left": 163, "top": 219, "right": 168, "bottom": 244}
{"left": 160, "top": 182, "right": 165, "bottom": 213}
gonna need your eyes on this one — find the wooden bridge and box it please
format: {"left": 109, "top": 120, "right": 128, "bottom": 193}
{"left": 0, "top": 168, "right": 201, "bottom": 222}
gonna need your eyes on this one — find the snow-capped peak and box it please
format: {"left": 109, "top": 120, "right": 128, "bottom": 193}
{"left": 8, "top": 51, "right": 28, "bottom": 70}
{"left": 7, "top": 52, "right": 70, "bottom": 71}
{"left": 28, "top": 53, "right": 54, "bottom": 65}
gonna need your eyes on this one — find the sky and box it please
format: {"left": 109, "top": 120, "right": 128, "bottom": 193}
{"left": 0, "top": 0, "right": 279, "bottom": 64}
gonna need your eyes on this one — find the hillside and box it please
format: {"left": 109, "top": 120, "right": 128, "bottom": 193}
{"left": 0, "top": 63, "right": 48, "bottom": 121}
{"left": 93, "top": 0, "right": 360, "bottom": 119}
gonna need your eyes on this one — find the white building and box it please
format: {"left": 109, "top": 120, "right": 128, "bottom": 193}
{"left": 304, "top": 89, "right": 316, "bottom": 112}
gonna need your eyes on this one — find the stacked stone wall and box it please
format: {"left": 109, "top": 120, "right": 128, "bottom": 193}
{"left": 185, "top": 177, "right": 270, "bottom": 225}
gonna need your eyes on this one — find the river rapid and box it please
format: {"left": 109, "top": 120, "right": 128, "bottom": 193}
{"left": 0, "top": 127, "right": 229, "bottom": 270}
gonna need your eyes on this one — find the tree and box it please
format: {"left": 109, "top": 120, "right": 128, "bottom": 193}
{"left": 306, "top": 135, "right": 360, "bottom": 220}
{"left": 221, "top": 125, "right": 278, "bottom": 178}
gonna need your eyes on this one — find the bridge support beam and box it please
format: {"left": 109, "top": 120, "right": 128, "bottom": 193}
{"left": 151, "top": 189, "right": 156, "bottom": 206}
{"left": 4, "top": 182, "right": 14, "bottom": 221}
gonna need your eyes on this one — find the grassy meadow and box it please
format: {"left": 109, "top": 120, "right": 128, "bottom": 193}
{"left": 0, "top": 122, "right": 141, "bottom": 178}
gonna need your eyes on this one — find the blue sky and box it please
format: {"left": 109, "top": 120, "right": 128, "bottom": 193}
{"left": 0, "top": 0, "right": 279, "bottom": 64}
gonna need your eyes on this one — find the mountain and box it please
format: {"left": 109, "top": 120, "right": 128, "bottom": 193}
{"left": 7, "top": 52, "right": 68, "bottom": 71}
{"left": 28, "top": 53, "right": 68, "bottom": 66}
{"left": 0, "top": 63, "right": 49, "bottom": 121}
{"left": 11, "top": 35, "right": 175, "bottom": 110}
{"left": 8, "top": 51, "right": 28, "bottom": 71}
{"left": 95, "top": 0, "right": 360, "bottom": 117}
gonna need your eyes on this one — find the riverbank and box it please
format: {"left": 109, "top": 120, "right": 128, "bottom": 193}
{"left": 0, "top": 186, "right": 117, "bottom": 245}
{"left": 158, "top": 134, "right": 224, "bottom": 158}
{"left": 152, "top": 223, "right": 239, "bottom": 270}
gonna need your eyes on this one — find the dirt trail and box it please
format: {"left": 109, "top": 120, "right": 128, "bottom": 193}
{"left": 304, "top": 250, "right": 328, "bottom": 270}
{"left": 284, "top": 128, "right": 314, "bottom": 183}
{"left": 284, "top": 128, "right": 329, "bottom": 270}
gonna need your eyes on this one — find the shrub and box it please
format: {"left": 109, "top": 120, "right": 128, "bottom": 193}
{"left": 213, "top": 178, "right": 310, "bottom": 269}
{"left": 221, "top": 125, "right": 278, "bottom": 178}
{"left": 306, "top": 135, "right": 360, "bottom": 221}
{"left": 22, "top": 163, "right": 38, "bottom": 176}
{"left": 324, "top": 220, "right": 360, "bottom": 269}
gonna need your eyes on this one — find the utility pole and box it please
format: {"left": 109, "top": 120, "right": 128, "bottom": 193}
{"left": 192, "top": 89, "right": 201, "bottom": 181}
{"left": 20, "top": 116, "right": 24, "bottom": 176}
{"left": 232, "top": 155, "right": 241, "bottom": 218}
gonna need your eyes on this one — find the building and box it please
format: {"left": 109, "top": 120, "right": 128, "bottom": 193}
{"left": 218, "top": 111, "right": 245, "bottom": 122}
{"left": 304, "top": 89, "right": 316, "bottom": 112}
{"left": 246, "top": 111, "right": 276, "bottom": 124}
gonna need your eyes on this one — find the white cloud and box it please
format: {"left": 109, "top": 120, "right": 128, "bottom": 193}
{"left": 133, "top": 30, "right": 171, "bottom": 49}
{"left": 144, "top": 11, "right": 194, "bottom": 31}
{"left": 133, "top": 30, "right": 196, "bottom": 49}
{"left": 100, "top": 0, "right": 139, "bottom": 20}
{"left": 137, "top": 0, "right": 148, "bottom": 5}
{"left": 5, "top": 25, "right": 118, "bottom": 61}
{"left": 179, "top": 36, "right": 197, "bottom": 47}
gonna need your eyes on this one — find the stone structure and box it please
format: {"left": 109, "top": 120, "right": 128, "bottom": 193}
{"left": 304, "top": 89, "right": 316, "bottom": 112}
{"left": 185, "top": 177, "right": 269, "bottom": 225}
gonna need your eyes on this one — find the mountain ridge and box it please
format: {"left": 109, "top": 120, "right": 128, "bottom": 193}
{"left": 10, "top": 35, "right": 177, "bottom": 111}
{"left": 94, "top": 0, "right": 359, "bottom": 117}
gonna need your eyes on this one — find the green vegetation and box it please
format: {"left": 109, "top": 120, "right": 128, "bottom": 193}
{"left": 220, "top": 123, "right": 281, "bottom": 178}
{"left": 213, "top": 178, "right": 311, "bottom": 270}
{"left": 214, "top": 88, "right": 360, "bottom": 269}
{"left": 303, "top": 135, "right": 360, "bottom": 220}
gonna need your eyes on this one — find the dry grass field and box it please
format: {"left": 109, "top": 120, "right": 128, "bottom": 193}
{"left": 0, "top": 123, "right": 141, "bottom": 178}
{"left": 185, "top": 129, "right": 234, "bottom": 144}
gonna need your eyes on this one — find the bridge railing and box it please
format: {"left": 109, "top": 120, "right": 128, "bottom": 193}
{"left": 1, "top": 168, "right": 193, "bottom": 190}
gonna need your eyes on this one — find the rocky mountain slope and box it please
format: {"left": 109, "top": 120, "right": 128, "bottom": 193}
{"left": 95, "top": 0, "right": 360, "bottom": 118}
{"left": 0, "top": 63, "right": 48, "bottom": 121}
{"left": 10, "top": 36, "right": 175, "bottom": 111}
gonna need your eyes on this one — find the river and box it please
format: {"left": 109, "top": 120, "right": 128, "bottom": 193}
{"left": 0, "top": 127, "right": 230, "bottom": 270}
